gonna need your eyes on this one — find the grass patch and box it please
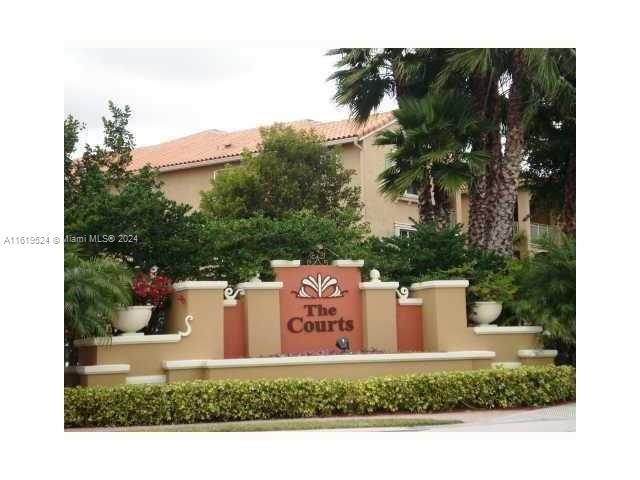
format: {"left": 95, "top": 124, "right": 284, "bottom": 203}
{"left": 90, "top": 417, "right": 461, "bottom": 432}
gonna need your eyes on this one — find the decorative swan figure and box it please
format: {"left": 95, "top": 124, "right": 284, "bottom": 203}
{"left": 178, "top": 315, "right": 194, "bottom": 338}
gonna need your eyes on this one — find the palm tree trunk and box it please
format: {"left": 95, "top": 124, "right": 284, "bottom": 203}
{"left": 486, "top": 50, "right": 527, "bottom": 256}
{"left": 562, "top": 147, "right": 576, "bottom": 236}
{"left": 418, "top": 175, "right": 436, "bottom": 224}
{"left": 468, "top": 73, "right": 499, "bottom": 250}
{"left": 434, "top": 186, "right": 451, "bottom": 229}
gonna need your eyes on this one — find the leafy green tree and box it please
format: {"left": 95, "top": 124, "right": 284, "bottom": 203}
{"left": 64, "top": 246, "right": 132, "bottom": 340}
{"left": 67, "top": 167, "right": 208, "bottom": 280}
{"left": 65, "top": 102, "right": 207, "bottom": 280}
{"left": 375, "top": 92, "right": 487, "bottom": 228}
{"left": 200, "top": 210, "right": 368, "bottom": 285}
{"left": 200, "top": 125, "right": 363, "bottom": 227}
{"left": 523, "top": 49, "right": 576, "bottom": 235}
{"left": 65, "top": 102, "right": 134, "bottom": 209}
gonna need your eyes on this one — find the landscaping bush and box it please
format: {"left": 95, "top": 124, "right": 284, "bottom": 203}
{"left": 65, "top": 366, "right": 575, "bottom": 428}
{"left": 199, "top": 210, "right": 368, "bottom": 284}
{"left": 359, "top": 223, "right": 507, "bottom": 287}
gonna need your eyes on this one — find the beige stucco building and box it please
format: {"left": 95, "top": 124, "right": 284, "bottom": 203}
{"left": 129, "top": 112, "right": 547, "bottom": 248}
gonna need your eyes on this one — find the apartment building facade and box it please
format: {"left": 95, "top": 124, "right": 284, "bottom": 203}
{"left": 129, "top": 112, "right": 546, "bottom": 247}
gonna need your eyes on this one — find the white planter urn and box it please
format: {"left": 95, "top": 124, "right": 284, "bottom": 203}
{"left": 112, "top": 306, "right": 154, "bottom": 335}
{"left": 470, "top": 301, "right": 503, "bottom": 325}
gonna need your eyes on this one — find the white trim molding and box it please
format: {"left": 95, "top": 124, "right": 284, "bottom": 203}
{"left": 518, "top": 349, "right": 558, "bottom": 358}
{"left": 156, "top": 155, "right": 243, "bottom": 173}
{"left": 74, "top": 334, "right": 182, "bottom": 348}
{"left": 410, "top": 280, "right": 469, "bottom": 291}
{"left": 223, "top": 299, "right": 238, "bottom": 307}
{"left": 331, "top": 259, "right": 365, "bottom": 267}
{"left": 163, "top": 351, "right": 496, "bottom": 371}
{"left": 394, "top": 221, "right": 417, "bottom": 236}
{"left": 65, "top": 364, "right": 130, "bottom": 375}
{"left": 270, "top": 260, "right": 301, "bottom": 268}
{"left": 173, "top": 281, "right": 228, "bottom": 292}
{"left": 359, "top": 281, "right": 399, "bottom": 290}
{"left": 473, "top": 325, "right": 543, "bottom": 335}
{"left": 358, "top": 118, "right": 398, "bottom": 141}
{"left": 126, "top": 375, "right": 167, "bottom": 385}
{"left": 236, "top": 281, "right": 283, "bottom": 290}
{"left": 163, "top": 359, "right": 208, "bottom": 370}
{"left": 398, "top": 194, "right": 419, "bottom": 205}
{"left": 398, "top": 298, "right": 423, "bottom": 306}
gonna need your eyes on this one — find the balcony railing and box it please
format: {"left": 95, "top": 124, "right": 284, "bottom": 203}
{"left": 514, "top": 222, "right": 561, "bottom": 243}
{"left": 531, "top": 222, "right": 561, "bottom": 242}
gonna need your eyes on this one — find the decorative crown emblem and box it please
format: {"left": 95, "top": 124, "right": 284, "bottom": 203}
{"left": 295, "top": 274, "right": 345, "bottom": 298}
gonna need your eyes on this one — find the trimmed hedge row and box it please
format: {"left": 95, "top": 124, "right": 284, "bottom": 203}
{"left": 64, "top": 366, "right": 575, "bottom": 428}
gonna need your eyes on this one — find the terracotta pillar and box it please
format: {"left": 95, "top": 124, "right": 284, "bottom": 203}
{"left": 410, "top": 280, "right": 469, "bottom": 352}
{"left": 359, "top": 270, "right": 399, "bottom": 352}
{"left": 238, "top": 279, "right": 283, "bottom": 357}
{"left": 169, "top": 281, "right": 228, "bottom": 359}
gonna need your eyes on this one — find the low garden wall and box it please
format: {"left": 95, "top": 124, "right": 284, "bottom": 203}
{"left": 66, "top": 260, "right": 556, "bottom": 387}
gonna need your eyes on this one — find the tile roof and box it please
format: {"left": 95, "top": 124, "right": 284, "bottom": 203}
{"left": 128, "top": 112, "right": 395, "bottom": 171}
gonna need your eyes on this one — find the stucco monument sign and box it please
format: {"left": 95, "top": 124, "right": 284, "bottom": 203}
{"left": 65, "top": 258, "right": 557, "bottom": 387}
{"left": 275, "top": 265, "right": 363, "bottom": 353}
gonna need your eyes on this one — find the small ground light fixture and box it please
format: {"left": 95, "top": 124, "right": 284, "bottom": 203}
{"left": 336, "top": 336, "right": 350, "bottom": 353}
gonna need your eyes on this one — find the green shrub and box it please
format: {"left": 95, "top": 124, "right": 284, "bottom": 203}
{"left": 64, "top": 246, "right": 132, "bottom": 341}
{"left": 65, "top": 366, "right": 575, "bottom": 428}
{"left": 361, "top": 223, "right": 508, "bottom": 287}
{"left": 199, "top": 210, "right": 368, "bottom": 284}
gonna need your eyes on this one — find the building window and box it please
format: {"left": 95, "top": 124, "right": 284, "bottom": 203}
{"left": 212, "top": 164, "right": 238, "bottom": 181}
{"left": 394, "top": 222, "right": 417, "bottom": 237}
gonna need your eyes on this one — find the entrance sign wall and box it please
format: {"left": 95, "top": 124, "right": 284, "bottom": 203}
{"left": 274, "top": 265, "right": 363, "bottom": 353}
{"left": 65, "top": 260, "right": 557, "bottom": 387}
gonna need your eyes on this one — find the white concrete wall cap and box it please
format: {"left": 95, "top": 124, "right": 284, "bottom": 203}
{"left": 359, "top": 281, "right": 400, "bottom": 290}
{"left": 410, "top": 280, "right": 469, "bottom": 290}
{"left": 473, "top": 326, "right": 543, "bottom": 335}
{"left": 331, "top": 259, "right": 365, "bottom": 267}
{"left": 173, "top": 281, "right": 228, "bottom": 292}
{"left": 236, "top": 281, "right": 284, "bottom": 290}
{"left": 163, "top": 351, "right": 496, "bottom": 370}
{"left": 518, "top": 349, "right": 558, "bottom": 358}
{"left": 398, "top": 298, "right": 423, "bottom": 306}
{"left": 126, "top": 375, "right": 167, "bottom": 384}
{"left": 65, "top": 364, "right": 130, "bottom": 375}
{"left": 270, "top": 260, "right": 301, "bottom": 267}
{"left": 74, "top": 334, "right": 182, "bottom": 347}
{"left": 163, "top": 359, "right": 208, "bottom": 370}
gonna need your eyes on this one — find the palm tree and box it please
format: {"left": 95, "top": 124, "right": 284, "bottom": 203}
{"left": 327, "top": 48, "right": 450, "bottom": 123}
{"left": 64, "top": 247, "right": 132, "bottom": 340}
{"left": 435, "top": 49, "right": 574, "bottom": 254}
{"left": 329, "top": 48, "right": 575, "bottom": 255}
{"left": 375, "top": 92, "right": 488, "bottom": 229}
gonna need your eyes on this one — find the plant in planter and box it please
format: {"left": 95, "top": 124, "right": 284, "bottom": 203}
{"left": 112, "top": 267, "right": 173, "bottom": 335}
{"left": 468, "top": 270, "right": 517, "bottom": 325}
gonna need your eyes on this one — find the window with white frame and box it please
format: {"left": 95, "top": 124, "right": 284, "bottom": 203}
{"left": 384, "top": 157, "right": 419, "bottom": 201}
{"left": 212, "top": 164, "right": 239, "bottom": 181}
{"left": 394, "top": 222, "right": 417, "bottom": 237}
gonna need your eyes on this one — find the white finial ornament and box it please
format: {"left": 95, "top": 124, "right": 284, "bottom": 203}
{"left": 369, "top": 269, "right": 381, "bottom": 282}
{"left": 249, "top": 272, "right": 262, "bottom": 283}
